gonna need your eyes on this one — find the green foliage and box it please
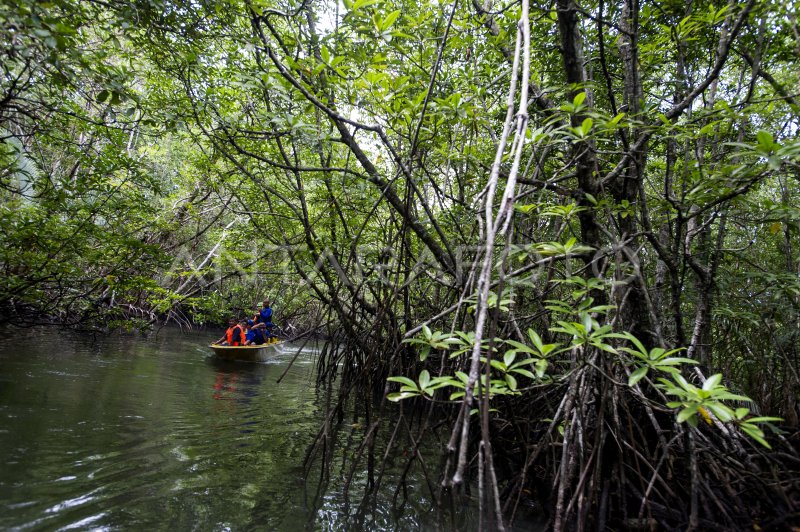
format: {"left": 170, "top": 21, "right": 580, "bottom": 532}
{"left": 395, "top": 292, "right": 782, "bottom": 448}
{"left": 465, "top": 290, "right": 514, "bottom": 314}
{"left": 530, "top": 238, "right": 594, "bottom": 258}
{"left": 486, "top": 350, "right": 547, "bottom": 389}
{"left": 386, "top": 369, "right": 453, "bottom": 401}
{"left": 613, "top": 332, "right": 696, "bottom": 386}
{"left": 659, "top": 373, "right": 782, "bottom": 448}
{"left": 393, "top": 325, "right": 559, "bottom": 401}
{"left": 402, "top": 325, "right": 462, "bottom": 361}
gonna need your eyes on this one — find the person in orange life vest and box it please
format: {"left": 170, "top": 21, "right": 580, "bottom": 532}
{"left": 214, "top": 318, "right": 246, "bottom": 346}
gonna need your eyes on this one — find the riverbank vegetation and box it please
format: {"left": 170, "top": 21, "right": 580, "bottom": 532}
{"left": 2, "top": 0, "right": 799, "bottom": 528}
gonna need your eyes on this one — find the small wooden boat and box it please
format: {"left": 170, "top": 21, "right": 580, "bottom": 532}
{"left": 209, "top": 342, "right": 284, "bottom": 362}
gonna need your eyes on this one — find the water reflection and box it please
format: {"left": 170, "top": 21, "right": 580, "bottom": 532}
{"left": 0, "top": 329, "right": 541, "bottom": 530}
{"left": 0, "top": 329, "right": 324, "bottom": 530}
{"left": 209, "top": 358, "right": 265, "bottom": 404}
{"left": 212, "top": 368, "right": 240, "bottom": 401}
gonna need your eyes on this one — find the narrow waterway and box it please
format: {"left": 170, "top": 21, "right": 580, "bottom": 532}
{"left": 0, "top": 328, "right": 342, "bottom": 530}
{"left": 0, "top": 328, "right": 544, "bottom": 530}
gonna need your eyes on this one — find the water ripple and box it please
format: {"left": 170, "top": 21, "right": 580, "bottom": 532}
{"left": 0, "top": 331, "right": 328, "bottom": 530}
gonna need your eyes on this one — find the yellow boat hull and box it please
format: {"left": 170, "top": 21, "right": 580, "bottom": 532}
{"left": 209, "top": 342, "right": 283, "bottom": 362}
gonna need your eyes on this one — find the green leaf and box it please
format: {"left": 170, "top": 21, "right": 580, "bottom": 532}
{"left": 677, "top": 407, "right": 697, "bottom": 423}
{"left": 656, "top": 357, "right": 697, "bottom": 366}
{"left": 527, "top": 329, "right": 544, "bottom": 352}
{"left": 756, "top": 130, "right": 773, "bottom": 150}
{"left": 387, "top": 391, "right": 417, "bottom": 401}
{"left": 581, "top": 312, "right": 593, "bottom": 334}
{"left": 746, "top": 416, "right": 783, "bottom": 423}
{"left": 581, "top": 117, "right": 593, "bottom": 135}
{"left": 504, "top": 339, "right": 536, "bottom": 355}
{"left": 741, "top": 424, "right": 771, "bottom": 448}
{"left": 380, "top": 9, "right": 401, "bottom": 30}
{"left": 713, "top": 390, "right": 750, "bottom": 402}
{"left": 618, "top": 347, "right": 649, "bottom": 361}
{"left": 626, "top": 334, "right": 647, "bottom": 356}
{"left": 419, "top": 345, "right": 430, "bottom": 361}
{"left": 505, "top": 373, "right": 518, "bottom": 390}
{"left": 535, "top": 359, "right": 548, "bottom": 377}
{"left": 573, "top": 92, "right": 586, "bottom": 107}
{"left": 352, "top": 0, "right": 382, "bottom": 11}
{"left": 489, "top": 359, "right": 506, "bottom": 372}
{"left": 628, "top": 366, "right": 648, "bottom": 387}
{"left": 608, "top": 112, "right": 625, "bottom": 126}
{"left": 55, "top": 22, "right": 77, "bottom": 36}
{"left": 387, "top": 376, "right": 417, "bottom": 388}
{"left": 706, "top": 403, "right": 733, "bottom": 422}
{"left": 699, "top": 123, "right": 715, "bottom": 135}
{"left": 418, "top": 369, "right": 430, "bottom": 390}
{"left": 702, "top": 373, "right": 722, "bottom": 391}
{"left": 511, "top": 368, "right": 536, "bottom": 379}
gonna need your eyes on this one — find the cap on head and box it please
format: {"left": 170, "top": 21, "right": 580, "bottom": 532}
{"left": 263, "top": 299, "right": 270, "bottom": 306}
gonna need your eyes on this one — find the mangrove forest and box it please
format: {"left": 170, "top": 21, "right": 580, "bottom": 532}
{"left": 1, "top": 0, "right": 799, "bottom": 528}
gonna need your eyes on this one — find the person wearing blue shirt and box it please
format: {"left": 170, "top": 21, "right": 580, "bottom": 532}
{"left": 244, "top": 320, "right": 267, "bottom": 345}
{"left": 256, "top": 300, "right": 273, "bottom": 328}
{"left": 253, "top": 299, "right": 277, "bottom": 340}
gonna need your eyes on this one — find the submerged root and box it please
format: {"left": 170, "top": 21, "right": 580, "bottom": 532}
{"left": 303, "top": 336, "right": 800, "bottom": 530}
{"left": 492, "top": 360, "right": 799, "bottom": 530}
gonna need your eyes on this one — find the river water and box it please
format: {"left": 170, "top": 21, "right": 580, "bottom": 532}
{"left": 0, "top": 328, "right": 349, "bottom": 530}
{"left": 0, "top": 328, "right": 543, "bottom": 530}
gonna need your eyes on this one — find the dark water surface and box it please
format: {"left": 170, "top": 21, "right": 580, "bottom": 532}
{"left": 0, "top": 328, "right": 544, "bottom": 531}
{"left": 0, "top": 328, "right": 335, "bottom": 530}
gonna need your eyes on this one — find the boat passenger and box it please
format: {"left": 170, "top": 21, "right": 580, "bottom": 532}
{"left": 245, "top": 320, "right": 267, "bottom": 346}
{"left": 254, "top": 299, "right": 276, "bottom": 340}
{"left": 254, "top": 300, "right": 274, "bottom": 328}
{"left": 215, "top": 318, "right": 246, "bottom": 346}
